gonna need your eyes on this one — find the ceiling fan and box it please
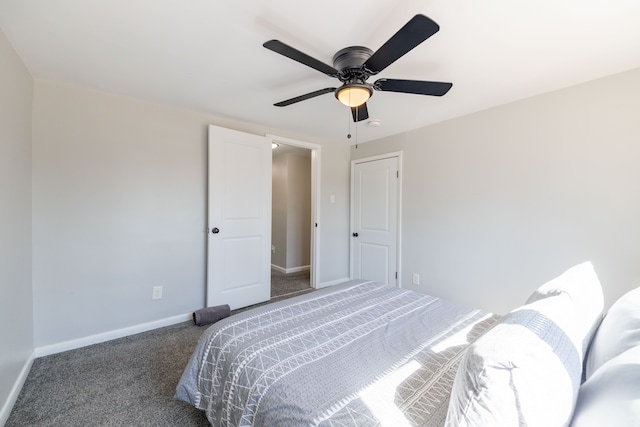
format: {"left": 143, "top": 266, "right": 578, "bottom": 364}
{"left": 263, "top": 14, "right": 452, "bottom": 122}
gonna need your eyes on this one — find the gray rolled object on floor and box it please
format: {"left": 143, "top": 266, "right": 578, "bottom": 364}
{"left": 193, "top": 304, "right": 231, "bottom": 326}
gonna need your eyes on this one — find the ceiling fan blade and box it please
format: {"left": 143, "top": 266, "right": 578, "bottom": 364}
{"left": 363, "top": 15, "right": 440, "bottom": 75}
{"left": 374, "top": 78, "right": 452, "bottom": 96}
{"left": 351, "top": 103, "right": 369, "bottom": 122}
{"left": 264, "top": 40, "right": 339, "bottom": 77}
{"left": 274, "top": 87, "right": 336, "bottom": 107}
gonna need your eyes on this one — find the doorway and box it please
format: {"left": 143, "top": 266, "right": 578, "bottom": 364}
{"left": 268, "top": 134, "right": 321, "bottom": 297}
{"left": 206, "top": 127, "right": 321, "bottom": 311}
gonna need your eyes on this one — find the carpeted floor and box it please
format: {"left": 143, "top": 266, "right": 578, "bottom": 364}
{"left": 270, "top": 267, "right": 311, "bottom": 298}
{"left": 7, "top": 271, "right": 313, "bottom": 426}
{"left": 7, "top": 321, "right": 210, "bottom": 427}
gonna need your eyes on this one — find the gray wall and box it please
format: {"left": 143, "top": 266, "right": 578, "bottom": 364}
{"left": 0, "top": 30, "right": 34, "bottom": 420}
{"left": 352, "top": 67, "right": 640, "bottom": 314}
{"left": 31, "top": 80, "right": 350, "bottom": 348}
{"left": 285, "top": 153, "right": 311, "bottom": 269}
{"left": 272, "top": 154, "right": 288, "bottom": 268}
{"left": 271, "top": 152, "right": 312, "bottom": 270}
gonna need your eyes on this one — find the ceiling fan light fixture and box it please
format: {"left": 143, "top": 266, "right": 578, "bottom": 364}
{"left": 336, "top": 84, "right": 372, "bottom": 107}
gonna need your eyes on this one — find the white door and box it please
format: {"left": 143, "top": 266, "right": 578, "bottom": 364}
{"left": 207, "top": 125, "right": 272, "bottom": 310}
{"left": 351, "top": 155, "right": 400, "bottom": 285}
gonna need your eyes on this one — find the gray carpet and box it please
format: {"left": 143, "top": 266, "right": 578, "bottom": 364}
{"left": 7, "top": 322, "right": 210, "bottom": 427}
{"left": 7, "top": 272, "right": 313, "bottom": 426}
{"left": 270, "top": 267, "right": 311, "bottom": 298}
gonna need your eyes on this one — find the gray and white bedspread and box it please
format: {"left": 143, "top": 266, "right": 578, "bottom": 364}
{"left": 176, "top": 280, "right": 499, "bottom": 427}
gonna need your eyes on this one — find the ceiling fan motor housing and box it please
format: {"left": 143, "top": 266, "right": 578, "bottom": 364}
{"left": 332, "top": 46, "right": 374, "bottom": 106}
{"left": 332, "top": 46, "right": 373, "bottom": 82}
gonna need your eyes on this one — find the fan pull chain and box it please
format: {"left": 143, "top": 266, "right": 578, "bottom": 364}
{"left": 346, "top": 92, "right": 358, "bottom": 148}
{"left": 354, "top": 105, "right": 359, "bottom": 149}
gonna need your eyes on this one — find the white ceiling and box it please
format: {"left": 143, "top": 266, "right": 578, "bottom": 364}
{"left": 1, "top": 0, "right": 639, "bottom": 144}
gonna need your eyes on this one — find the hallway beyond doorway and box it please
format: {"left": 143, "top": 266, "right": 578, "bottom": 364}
{"left": 271, "top": 268, "right": 311, "bottom": 298}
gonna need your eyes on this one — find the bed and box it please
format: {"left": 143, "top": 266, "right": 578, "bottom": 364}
{"left": 176, "top": 280, "right": 499, "bottom": 426}
{"left": 177, "top": 262, "right": 640, "bottom": 427}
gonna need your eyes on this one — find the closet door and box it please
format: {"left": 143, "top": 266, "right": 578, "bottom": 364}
{"left": 351, "top": 155, "right": 399, "bottom": 285}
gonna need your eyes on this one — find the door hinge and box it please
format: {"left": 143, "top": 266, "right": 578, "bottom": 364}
{"left": 395, "top": 272, "right": 398, "bottom": 279}
{"left": 396, "top": 170, "right": 399, "bottom": 178}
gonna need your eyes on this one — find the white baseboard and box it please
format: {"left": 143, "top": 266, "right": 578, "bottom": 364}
{"left": 315, "top": 277, "right": 350, "bottom": 289}
{"left": 34, "top": 313, "right": 193, "bottom": 358}
{"left": 0, "top": 350, "right": 35, "bottom": 426}
{"left": 271, "top": 264, "right": 310, "bottom": 274}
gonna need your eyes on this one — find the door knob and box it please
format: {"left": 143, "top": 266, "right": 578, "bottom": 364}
{"left": 352, "top": 232, "right": 359, "bottom": 237}
{"left": 212, "top": 227, "right": 220, "bottom": 234}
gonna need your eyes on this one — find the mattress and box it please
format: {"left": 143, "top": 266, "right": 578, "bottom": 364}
{"left": 176, "top": 280, "right": 499, "bottom": 426}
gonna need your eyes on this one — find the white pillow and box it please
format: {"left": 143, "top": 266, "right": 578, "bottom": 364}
{"left": 585, "top": 286, "right": 640, "bottom": 379}
{"left": 445, "top": 262, "right": 604, "bottom": 427}
{"left": 526, "top": 261, "right": 604, "bottom": 358}
{"left": 570, "top": 345, "right": 640, "bottom": 427}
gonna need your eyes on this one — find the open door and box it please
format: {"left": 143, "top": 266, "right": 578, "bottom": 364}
{"left": 207, "top": 125, "right": 272, "bottom": 309}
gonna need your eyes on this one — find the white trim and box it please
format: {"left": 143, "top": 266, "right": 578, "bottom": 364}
{"left": 350, "top": 151, "right": 403, "bottom": 287}
{"left": 271, "top": 264, "right": 287, "bottom": 274}
{"left": 34, "top": 313, "right": 192, "bottom": 358}
{"left": 266, "top": 134, "right": 321, "bottom": 290}
{"left": 316, "top": 277, "right": 350, "bottom": 289}
{"left": 271, "top": 264, "right": 311, "bottom": 274}
{"left": 352, "top": 151, "right": 403, "bottom": 164}
{"left": 397, "top": 152, "right": 403, "bottom": 287}
{"left": 0, "top": 351, "right": 35, "bottom": 426}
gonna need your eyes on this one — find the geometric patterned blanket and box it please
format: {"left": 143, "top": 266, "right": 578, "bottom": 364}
{"left": 176, "top": 280, "right": 500, "bottom": 427}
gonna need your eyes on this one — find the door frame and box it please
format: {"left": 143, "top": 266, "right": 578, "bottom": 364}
{"left": 350, "top": 151, "right": 403, "bottom": 286}
{"left": 266, "top": 134, "right": 321, "bottom": 289}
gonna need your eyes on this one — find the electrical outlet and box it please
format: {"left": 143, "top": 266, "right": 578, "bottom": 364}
{"left": 152, "top": 286, "right": 163, "bottom": 300}
{"left": 412, "top": 273, "right": 420, "bottom": 285}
